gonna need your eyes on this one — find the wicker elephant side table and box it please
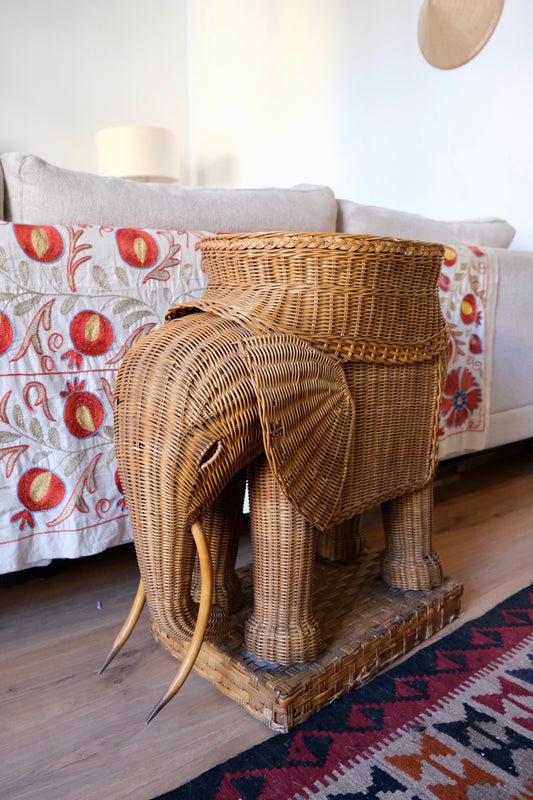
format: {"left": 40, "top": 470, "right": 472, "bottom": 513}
{"left": 99, "top": 232, "right": 461, "bottom": 727}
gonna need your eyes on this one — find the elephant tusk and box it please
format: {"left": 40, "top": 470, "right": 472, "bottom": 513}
{"left": 146, "top": 519, "right": 213, "bottom": 724}
{"left": 98, "top": 578, "right": 146, "bottom": 674}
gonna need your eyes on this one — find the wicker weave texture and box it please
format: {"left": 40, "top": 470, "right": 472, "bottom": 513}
{"left": 114, "top": 313, "right": 263, "bottom": 644}
{"left": 152, "top": 553, "right": 463, "bottom": 731}
{"left": 114, "top": 231, "right": 448, "bottom": 670}
{"left": 168, "top": 232, "right": 448, "bottom": 364}
{"left": 246, "top": 454, "right": 321, "bottom": 665}
{"left": 191, "top": 470, "right": 247, "bottom": 614}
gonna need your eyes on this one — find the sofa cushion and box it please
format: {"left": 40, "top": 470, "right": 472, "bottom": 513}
{"left": 336, "top": 199, "right": 516, "bottom": 248}
{"left": 0, "top": 153, "right": 337, "bottom": 232}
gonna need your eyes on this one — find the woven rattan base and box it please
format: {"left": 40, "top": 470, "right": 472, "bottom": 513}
{"left": 151, "top": 549, "right": 462, "bottom": 732}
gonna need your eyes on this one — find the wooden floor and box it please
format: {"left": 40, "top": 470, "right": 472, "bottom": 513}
{"left": 2, "top": 441, "right": 533, "bottom": 800}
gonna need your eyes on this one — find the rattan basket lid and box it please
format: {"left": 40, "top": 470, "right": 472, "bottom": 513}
{"left": 418, "top": 0, "right": 504, "bottom": 69}
{"left": 168, "top": 232, "right": 447, "bottom": 364}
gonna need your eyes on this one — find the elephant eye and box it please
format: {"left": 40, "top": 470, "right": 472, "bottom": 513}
{"left": 198, "top": 440, "right": 223, "bottom": 470}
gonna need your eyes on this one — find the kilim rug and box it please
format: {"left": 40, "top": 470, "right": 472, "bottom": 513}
{"left": 154, "top": 584, "right": 533, "bottom": 800}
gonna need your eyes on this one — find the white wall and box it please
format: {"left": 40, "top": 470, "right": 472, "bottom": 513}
{"left": 0, "top": 0, "right": 190, "bottom": 179}
{"left": 187, "top": 0, "right": 533, "bottom": 249}
{"left": 1, "top": 1, "right": 532, "bottom": 248}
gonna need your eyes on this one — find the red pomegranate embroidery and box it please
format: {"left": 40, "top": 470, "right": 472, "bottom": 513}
{"left": 115, "top": 469, "right": 127, "bottom": 510}
{"left": 443, "top": 246, "right": 457, "bottom": 267}
{"left": 469, "top": 334, "right": 483, "bottom": 354}
{"left": 438, "top": 273, "right": 450, "bottom": 292}
{"left": 62, "top": 311, "right": 114, "bottom": 369}
{"left": 13, "top": 224, "right": 64, "bottom": 262}
{"left": 61, "top": 378, "right": 105, "bottom": 438}
{"left": 460, "top": 293, "right": 477, "bottom": 325}
{"left": 116, "top": 228, "right": 158, "bottom": 268}
{"left": 0, "top": 311, "right": 14, "bottom": 356}
{"left": 11, "top": 467, "right": 66, "bottom": 530}
{"left": 70, "top": 310, "right": 114, "bottom": 355}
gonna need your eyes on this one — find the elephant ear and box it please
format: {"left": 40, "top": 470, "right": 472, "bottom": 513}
{"left": 239, "top": 334, "right": 357, "bottom": 530}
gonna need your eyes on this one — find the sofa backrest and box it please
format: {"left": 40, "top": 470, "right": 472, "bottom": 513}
{"left": 0, "top": 153, "right": 337, "bottom": 233}
{"left": 1, "top": 152, "right": 516, "bottom": 248}
{"left": 336, "top": 198, "right": 516, "bottom": 248}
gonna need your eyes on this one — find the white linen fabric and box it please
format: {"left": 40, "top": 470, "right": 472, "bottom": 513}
{"left": 0, "top": 222, "right": 210, "bottom": 573}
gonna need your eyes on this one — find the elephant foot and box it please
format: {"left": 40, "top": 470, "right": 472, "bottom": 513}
{"left": 316, "top": 515, "right": 365, "bottom": 562}
{"left": 381, "top": 482, "right": 442, "bottom": 591}
{"left": 244, "top": 614, "right": 322, "bottom": 666}
{"left": 381, "top": 552, "right": 442, "bottom": 591}
{"left": 210, "top": 573, "right": 242, "bottom": 616}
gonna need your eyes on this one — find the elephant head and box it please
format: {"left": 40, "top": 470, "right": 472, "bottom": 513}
{"left": 112, "top": 312, "right": 263, "bottom": 646}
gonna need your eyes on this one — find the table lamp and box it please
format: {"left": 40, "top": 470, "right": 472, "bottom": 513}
{"left": 96, "top": 125, "right": 179, "bottom": 183}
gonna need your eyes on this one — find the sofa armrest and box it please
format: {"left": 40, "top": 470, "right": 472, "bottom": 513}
{"left": 0, "top": 159, "right": 4, "bottom": 221}
{"left": 490, "top": 248, "right": 533, "bottom": 416}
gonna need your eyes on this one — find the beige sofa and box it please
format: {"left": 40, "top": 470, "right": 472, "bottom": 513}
{"left": 0, "top": 152, "right": 530, "bottom": 574}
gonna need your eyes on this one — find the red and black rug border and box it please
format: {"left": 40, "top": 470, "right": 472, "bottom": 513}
{"left": 154, "top": 583, "right": 533, "bottom": 800}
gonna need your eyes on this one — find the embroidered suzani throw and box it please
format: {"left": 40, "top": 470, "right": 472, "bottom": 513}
{"left": 0, "top": 225, "right": 497, "bottom": 573}
{"left": 437, "top": 243, "right": 498, "bottom": 459}
{"left": 0, "top": 222, "right": 209, "bottom": 572}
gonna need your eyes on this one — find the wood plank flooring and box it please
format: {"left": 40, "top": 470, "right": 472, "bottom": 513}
{"left": 1, "top": 441, "right": 532, "bottom": 800}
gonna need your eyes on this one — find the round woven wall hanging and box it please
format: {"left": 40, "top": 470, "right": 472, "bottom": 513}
{"left": 418, "top": 0, "right": 504, "bottom": 69}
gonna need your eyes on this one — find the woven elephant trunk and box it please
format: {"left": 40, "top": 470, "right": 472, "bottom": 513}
{"left": 113, "top": 313, "right": 264, "bottom": 643}
{"left": 112, "top": 232, "right": 447, "bottom": 706}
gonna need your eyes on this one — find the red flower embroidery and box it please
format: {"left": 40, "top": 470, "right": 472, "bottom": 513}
{"left": 441, "top": 367, "right": 482, "bottom": 428}
{"left": 443, "top": 246, "right": 457, "bottom": 267}
{"left": 13, "top": 224, "right": 64, "bottom": 262}
{"left": 116, "top": 228, "right": 159, "bottom": 268}
{"left": 0, "top": 311, "right": 14, "bottom": 356}
{"left": 438, "top": 273, "right": 450, "bottom": 292}
{"left": 61, "top": 378, "right": 105, "bottom": 438}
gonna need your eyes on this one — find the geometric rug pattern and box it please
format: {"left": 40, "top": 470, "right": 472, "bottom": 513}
{"left": 154, "top": 584, "right": 533, "bottom": 800}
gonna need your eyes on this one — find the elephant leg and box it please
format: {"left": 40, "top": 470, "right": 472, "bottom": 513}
{"left": 381, "top": 482, "right": 442, "bottom": 591}
{"left": 191, "top": 469, "right": 246, "bottom": 614}
{"left": 316, "top": 515, "right": 365, "bottom": 562}
{"left": 244, "top": 454, "right": 321, "bottom": 665}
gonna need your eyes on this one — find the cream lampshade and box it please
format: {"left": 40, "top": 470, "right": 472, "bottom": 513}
{"left": 96, "top": 125, "right": 179, "bottom": 182}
